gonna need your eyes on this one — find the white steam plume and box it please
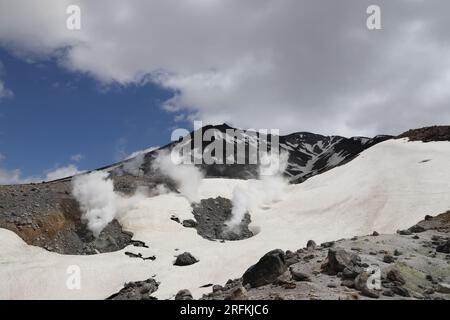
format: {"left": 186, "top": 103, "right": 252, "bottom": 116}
{"left": 226, "top": 151, "right": 290, "bottom": 234}
{"left": 152, "top": 150, "right": 204, "bottom": 203}
{"left": 72, "top": 169, "right": 172, "bottom": 236}
{"left": 72, "top": 171, "right": 117, "bottom": 237}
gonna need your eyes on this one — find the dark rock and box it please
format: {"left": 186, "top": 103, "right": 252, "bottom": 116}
{"left": 392, "top": 286, "right": 410, "bottom": 297}
{"left": 285, "top": 250, "right": 300, "bottom": 266}
{"left": 191, "top": 197, "right": 253, "bottom": 241}
{"left": 387, "top": 269, "right": 405, "bottom": 285}
{"left": 175, "top": 289, "right": 193, "bottom": 300}
{"left": 397, "top": 229, "right": 412, "bottom": 236}
{"left": 372, "top": 231, "right": 379, "bottom": 236}
{"left": 436, "top": 240, "right": 450, "bottom": 253}
{"left": 242, "top": 249, "right": 287, "bottom": 288}
{"left": 174, "top": 252, "right": 198, "bottom": 266}
{"left": 170, "top": 215, "right": 181, "bottom": 223}
{"left": 306, "top": 240, "right": 317, "bottom": 250}
{"left": 212, "top": 285, "right": 223, "bottom": 292}
{"left": 322, "top": 248, "right": 361, "bottom": 275}
{"left": 321, "top": 241, "right": 335, "bottom": 248}
{"left": 382, "top": 289, "right": 394, "bottom": 297}
{"left": 341, "top": 279, "right": 355, "bottom": 288}
{"left": 409, "top": 225, "right": 426, "bottom": 233}
{"left": 107, "top": 279, "right": 159, "bottom": 300}
{"left": 383, "top": 255, "right": 395, "bottom": 264}
{"left": 182, "top": 219, "right": 198, "bottom": 228}
{"left": 393, "top": 249, "right": 403, "bottom": 256}
{"left": 437, "top": 283, "right": 450, "bottom": 294}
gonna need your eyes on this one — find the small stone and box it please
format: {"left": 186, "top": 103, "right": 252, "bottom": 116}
{"left": 182, "top": 219, "right": 198, "bottom": 228}
{"left": 437, "top": 283, "right": 450, "bottom": 294}
{"left": 383, "top": 255, "right": 395, "bottom": 264}
{"left": 394, "top": 249, "right": 403, "bottom": 256}
{"left": 372, "top": 231, "right": 379, "bottom": 236}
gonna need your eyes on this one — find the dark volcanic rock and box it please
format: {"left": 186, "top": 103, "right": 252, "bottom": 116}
{"left": 387, "top": 269, "right": 406, "bottom": 285}
{"left": 306, "top": 240, "right": 317, "bottom": 250}
{"left": 242, "top": 249, "right": 287, "bottom": 288}
{"left": 398, "top": 125, "right": 450, "bottom": 142}
{"left": 436, "top": 240, "right": 450, "bottom": 254}
{"left": 182, "top": 219, "right": 198, "bottom": 228}
{"left": 174, "top": 252, "right": 198, "bottom": 266}
{"left": 175, "top": 289, "right": 193, "bottom": 300}
{"left": 322, "top": 248, "right": 361, "bottom": 276}
{"left": 191, "top": 197, "right": 253, "bottom": 241}
{"left": 107, "top": 278, "right": 159, "bottom": 300}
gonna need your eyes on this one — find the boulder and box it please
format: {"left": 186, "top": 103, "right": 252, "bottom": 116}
{"left": 182, "top": 219, "right": 198, "bottom": 228}
{"left": 322, "top": 248, "right": 361, "bottom": 275}
{"left": 174, "top": 252, "right": 198, "bottom": 266}
{"left": 387, "top": 269, "right": 406, "bottom": 285}
{"left": 242, "top": 249, "right": 287, "bottom": 288}
{"left": 306, "top": 240, "right": 317, "bottom": 250}
{"left": 437, "top": 283, "right": 450, "bottom": 294}
{"left": 436, "top": 240, "right": 450, "bottom": 254}
{"left": 290, "top": 264, "right": 312, "bottom": 282}
{"left": 175, "top": 289, "right": 193, "bottom": 300}
{"left": 383, "top": 255, "right": 395, "bottom": 264}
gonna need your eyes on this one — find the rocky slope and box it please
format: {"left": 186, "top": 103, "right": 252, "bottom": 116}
{"left": 106, "top": 123, "right": 392, "bottom": 183}
{"left": 198, "top": 211, "right": 450, "bottom": 300}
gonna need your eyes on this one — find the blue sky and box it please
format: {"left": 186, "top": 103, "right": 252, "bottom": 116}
{"left": 0, "top": 48, "right": 186, "bottom": 180}
{"left": 1, "top": 1, "right": 450, "bottom": 183}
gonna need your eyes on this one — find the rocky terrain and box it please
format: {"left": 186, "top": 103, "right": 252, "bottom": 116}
{"left": 198, "top": 211, "right": 450, "bottom": 300}
{"left": 189, "top": 197, "right": 253, "bottom": 241}
{"left": 106, "top": 123, "right": 392, "bottom": 183}
{"left": 0, "top": 174, "right": 174, "bottom": 254}
{"left": 398, "top": 125, "right": 450, "bottom": 142}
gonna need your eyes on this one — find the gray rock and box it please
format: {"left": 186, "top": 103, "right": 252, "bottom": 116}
{"left": 306, "top": 240, "right": 317, "bottom": 250}
{"left": 383, "top": 255, "right": 395, "bottom": 263}
{"left": 392, "top": 285, "right": 410, "bottom": 297}
{"left": 242, "top": 249, "right": 287, "bottom": 288}
{"left": 322, "top": 248, "right": 361, "bottom": 275}
{"left": 437, "top": 283, "right": 450, "bottom": 294}
{"left": 182, "top": 219, "right": 198, "bottom": 228}
{"left": 290, "top": 265, "right": 311, "bottom": 282}
{"left": 174, "top": 252, "right": 198, "bottom": 266}
{"left": 436, "top": 240, "right": 450, "bottom": 253}
{"left": 387, "top": 269, "right": 406, "bottom": 285}
{"left": 175, "top": 289, "right": 193, "bottom": 300}
{"left": 355, "top": 271, "right": 379, "bottom": 299}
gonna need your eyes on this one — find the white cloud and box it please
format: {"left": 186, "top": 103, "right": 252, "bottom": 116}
{"left": 44, "top": 164, "right": 83, "bottom": 181}
{"left": 0, "top": 153, "right": 83, "bottom": 184}
{"left": 125, "top": 146, "right": 159, "bottom": 160}
{"left": 70, "top": 153, "right": 84, "bottom": 162}
{"left": 1, "top": 0, "right": 450, "bottom": 135}
{"left": 0, "top": 80, "right": 13, "bottom": 100}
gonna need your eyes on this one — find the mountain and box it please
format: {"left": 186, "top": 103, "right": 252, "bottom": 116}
{"left": 106, "top": 123, "right": 392, "bottom": 183}
{"left": 1, "top": 131, "right": 449, "bottom": 299}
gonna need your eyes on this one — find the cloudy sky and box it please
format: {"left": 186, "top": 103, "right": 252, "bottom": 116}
{"left": 0, "top": 0, "right": 449, "bottom": 183}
